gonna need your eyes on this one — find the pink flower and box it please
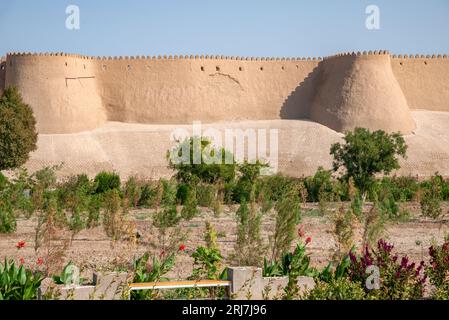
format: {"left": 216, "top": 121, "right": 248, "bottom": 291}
{"left": 305, "top": 237, "right": 312, "bottom": 245}
{"left": 179, "top": 244, "right": 186, "bottom": 251}
{"left": 19, "top": 257, "right": 25, "bottom": 265}
{"left": 16, "top": 240, "right": 26, "bottom": 249}
{"left": 36, "top": 257, "right": 44, "bottom": 266}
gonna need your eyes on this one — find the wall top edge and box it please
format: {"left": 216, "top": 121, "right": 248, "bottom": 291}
{"left": 5, "top": 51, "right": 448, "bottom": 61}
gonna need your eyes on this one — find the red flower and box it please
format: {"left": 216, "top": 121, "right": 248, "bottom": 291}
{"left": 179, "top": 244, "right": 186, "bottom": 251}
{"left": 36, "top": 257, "right": 44, "bottom": 266}
{"left": 19, "top": 257, "right": 25, "bottom": 265}
{"left": 305, "top": 237, "right": 312, "bottom": 244}
{"left": 16, "top": 240, "right": 26, "bottom": 249}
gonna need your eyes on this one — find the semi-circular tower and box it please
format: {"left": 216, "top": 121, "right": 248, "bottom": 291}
{"left": 309, "top": 51, "right": 416, "bottom": 134}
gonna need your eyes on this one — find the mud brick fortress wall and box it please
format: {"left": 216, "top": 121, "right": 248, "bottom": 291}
{"left": 3, "top": 51, "right": 449, "bottom": 135}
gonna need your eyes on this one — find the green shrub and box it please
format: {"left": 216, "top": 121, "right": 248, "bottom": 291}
{"left": 270, "top": 187, "right": 301, "bottom": 261}
{"left": 168, "top": 137, "right": 236, "bottom": 184}
{"left": 264, "top": 242, "right": 316, "bottom": 278}
{"left": 153, "top": 204, "right": 181, "bottom": 230}
{"left": 181, "top": 186, "right": 199, "bottom": 221}
{"left": 176, "top": 183, "right": 189, "bottom": 204}
{"left": 0, "top": 258, "right": 44, "bottom": 300}
{"left": 123, "top": 176, "right": 142, "bottom": 208}
{"left": 93, "top": 171, "right": 121, "bottom": 194}
{"left": 160, "top": 179, "right": 177, "bottom": 206}
{"left": 330, "top": 128, "right": 407, "bottom": 198}
{"left": 138, "top": 182, "right": 158, "bottom": 208}
{"left": 101, "top": 189, "right": 129, "bottom": 240}
{"left": 131, "top": 252, "right": 175, "bottom": 300}
{"left": 232, "top": 161, "right": 269, "bottom": 203}
{"left": 0, "top": 173, "right": 9, "bottom": 190}
{"left": 305, "top": 277, "right": 366, "bottom": 300}
{"left": 234, "top": 200, "right": 264, "bottom": 266}
{"left": 256, "top": 174, "right": 296, "bottom": 203}
{"left": 305, "top": 167, "right": 336, "bottom": 202}
{"left": 0, "top": 86, "right": 38, "bottom": 171}
{"left": 0, "top": 201, "right": 16, "bottom": 233}
{"left": 196, "top": 184, "right": 215, "bottom": 207}
{"left": 420, "top": 175, "right": 443, "bottom": 219}
{"left": 426, "top": 242, "right": 449, "bottom": 299}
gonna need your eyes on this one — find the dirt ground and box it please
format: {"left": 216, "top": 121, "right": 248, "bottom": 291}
{"left": 1, "top": 202, "right": 449, "bottom": 282}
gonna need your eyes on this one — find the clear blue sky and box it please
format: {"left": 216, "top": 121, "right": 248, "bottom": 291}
{"left": 0, "top": 0, "right": 448, "bottom": 57}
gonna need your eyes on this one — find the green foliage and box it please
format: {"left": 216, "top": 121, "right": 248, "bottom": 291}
{"left": 93, "top": 171, "right": 121, "bottom": 194}
{"left": 123, "top": 176, "right": 142, "bottom": 208}
{"left": 270, "top": 187, "right": 301, "bottom": 262}
{"left": 305, "top": 167, "right": 336, "bottom": 202}
{"left": 101, "top": 189, "right": 129, "bottom": 240}
{"left": 191, "top": 247, "right": 223, "bottom": 280}
{"left": 0, "top": 258, "right": 44, "bottom": 300}
{"left": 131, "top": 252, "right": 175, "bottom": 300}
{"left": 168, "top": 137, "right": 236, "bottom": 184}
{"left": 51, "top": 261, "right": 82, "bottom": 286}
{"left": 180, "top": 185, "right": 199, "bottom": 221}
{"left": 160, "top": 179, "right": 177, "bottom": 206}
{"left": 195, "top": 183, "right": 216, "bottom": 207}
{"left": 318, "top": 254, "right": 351, "bottom": 283}
{"left": 234, "top": 200, "right": 264, "bottom": 266}
{"left": 420, "top": 174, "right": 444, "bottom": 219}
{"left": 153, "top": 204, "right": 181, "bottom": 230}
{"left": 305, "top": 277, "right": 366, "bottom": 300}
{"left": 232, "top": 161, "right": 269, "bottom": 203}
{"left": 138, "top": 182, "right": 158, "bottom": 208}
{"left": 361, "top": 202, "right": 386, "bottom": 248}
{"left": 0, "top": 191, "right": 16, "bottom": 233}
{"left": 0, "top": 173, "right": 8, "bottom": 190}
{"left": 330, "top": 128, "right": 407, "bottom": 196}
{"left": 263, "top": 242, "right": 316, "bottom": 278}
{"left": 331, "top": 205, "right": 356, "bottom": 260}
{"left": 0, "top": 86, "right": 38, "bottom": 171}
{"left": 426, "top": 242, "right": 449, "bottom": 299}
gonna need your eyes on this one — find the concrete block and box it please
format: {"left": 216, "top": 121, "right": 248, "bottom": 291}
{"left": 38, "top": 272, "right": 129, "bottom": 300}
{"left": 227, "top": 267, "right": 263, "bottom": 300}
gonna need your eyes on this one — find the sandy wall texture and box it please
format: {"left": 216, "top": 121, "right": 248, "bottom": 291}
{"left": 391, "top": 54, "right": 449, "bottom": 111}
{"left": 4, "top": 50, "right": 448, "bottom": 135}
{"left": 309, "top": 52, "right": 416, "bottom": 133}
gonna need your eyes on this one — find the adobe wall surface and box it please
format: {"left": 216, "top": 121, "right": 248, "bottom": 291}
{"left": 391, "top": 54, "right": 449, "bottom": 111}
{"left": 5, "top": 54, "right": 106, "bottom": 133}
{"left": 4, "top": 53, "right": 319, "bottom": 134}
{"left": 3, "top": 51, "right": 449, "bottom": 135}
{"left": 309, "top": 52, "right": 416, "bottom": 133}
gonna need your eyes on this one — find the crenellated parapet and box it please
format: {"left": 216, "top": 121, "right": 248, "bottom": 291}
{"left": 5, "top": 51, "right": 326, "bottom": 62}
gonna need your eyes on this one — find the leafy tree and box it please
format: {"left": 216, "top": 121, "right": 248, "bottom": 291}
{"left": 0, "top": 86, "right": 38, "bottom": 171}
{"left": 167, "top": 136, "right": 236, "bottom": 184}
{"left": 330, "top": 128, "right": 407, "bottom": 198}
{"left": 93, "top": 171, "right": 121, "bottom": 194}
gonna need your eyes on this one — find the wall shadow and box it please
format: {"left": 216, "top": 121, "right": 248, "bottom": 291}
{"left": 279, "top": 63, "right": 321, "bottom": 120}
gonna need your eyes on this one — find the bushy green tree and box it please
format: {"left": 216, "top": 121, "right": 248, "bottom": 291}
{"left": 168, "top": 136, "right": 236, "bottom": 184}
{"left": 93, "top": 171, "right": 121, "bottom": 194}
{"left": 330, "top": 128, "right": 407, "bottom": 198}
{"left": 0, "top": 86, "right": 38, "bottom": 171}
